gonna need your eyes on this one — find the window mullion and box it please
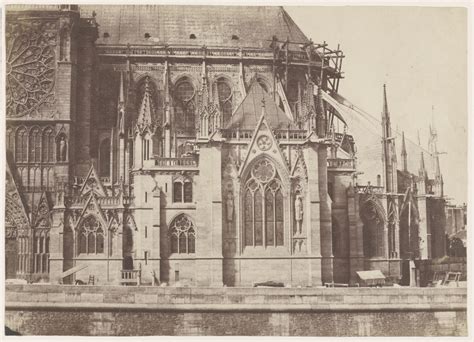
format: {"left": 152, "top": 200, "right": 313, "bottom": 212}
{"left": 252, "top": 191, "right": 255, "bottom": 247}
{"left": 186, "top": 232, "right": 189, "bottom": 253}
{"left": 262, "top": 187, "right": 266, "bottom": 248}
{"left": 85, "top": 232, "right": 88, "bottom": 255}
{"left": 273, "top": 191, "right": 277, "bottom": 247}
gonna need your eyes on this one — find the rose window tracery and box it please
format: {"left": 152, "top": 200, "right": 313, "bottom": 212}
{"left": 6, "top": 21, "right": 57, "bottom": 118}
{"left": 252, "top": 159, "right": 275, "bottom": 183}
{"left": 169, "top": 215, "right": 196, "bottom": 254}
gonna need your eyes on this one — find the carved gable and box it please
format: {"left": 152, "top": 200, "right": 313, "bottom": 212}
{"left": 239, "top": 113, "right": 290, "bottom": 178}
{"left": 5, "top": 162, "right": 30, "bottom": 238}
{"left": 80, "top": 165, "right": 107, "bottom": 197}
{"left": 291, "top": 148, "right": 308, "bottom": 181}
{"left": 75, "top": 193, "right": 108, "bottom": 231}
{"left": 34, "top": 192, "right": 51, "bottom": 228}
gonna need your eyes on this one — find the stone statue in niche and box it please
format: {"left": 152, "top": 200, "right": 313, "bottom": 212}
{"left": 56, "top": 190, "right": 64, "bottom": 207}
{"left": 58, "top": 136, "right": 68, "bottom": 162}
{"left": 226, "top": 191, "right": 234, "bottom": 222}
{"left": 294, "top": 194, "right": 303, "bottom": 234}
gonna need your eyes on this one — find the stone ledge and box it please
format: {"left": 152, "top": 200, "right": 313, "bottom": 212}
{"left": 5, "top": 301, "right": 467, "bottom": 313}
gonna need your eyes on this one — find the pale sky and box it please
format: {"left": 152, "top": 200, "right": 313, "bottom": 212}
{"left": 286, "top": 6, "right": 468, "bottom": 204}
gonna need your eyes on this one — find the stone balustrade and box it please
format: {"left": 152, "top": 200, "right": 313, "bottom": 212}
{"left": 327, "top": 158, "right": 355, "bottom": 170}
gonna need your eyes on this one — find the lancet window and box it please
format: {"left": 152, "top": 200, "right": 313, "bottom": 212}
{"left": 243, "top": 158, "right": 285, "bottom": 247}
{"left": 216, "top": 77, "right": 233, "bottom": 126}
{"left": 169, "top": 214, "right": 196, "bottom": 254}
{"left": 174, "top": 78, "right": 196, "bottom": 134}
{"left": 78, "top": 215, "right": 105, "bottom": 255}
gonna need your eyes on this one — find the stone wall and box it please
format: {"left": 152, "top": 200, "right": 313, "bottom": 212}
{"left": 5, "top": 285, "right": 467, "bottom": 336}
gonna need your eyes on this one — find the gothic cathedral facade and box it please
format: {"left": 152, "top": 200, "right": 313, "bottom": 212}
{"left": 5, "top": 5, "right": 446, "bottom": 286}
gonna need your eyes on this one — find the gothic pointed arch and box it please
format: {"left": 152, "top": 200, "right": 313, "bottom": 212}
{"left": 32, "top": 192, "right": 51, "bottom": 274}
{"left": 360, "top": 195, "right": 386, "bottom": 258}
{"left": 79, "top": 165, "right": 107, "bottom": 197}
{"left": 5, "top": 162, "right": 30, "bottom": 239}
{"left": 99, "top": 137, "right": 111, "bottom": 178}
{"left": 72, "top": 192, "right": 109, "bottom": 247}
{"left": 77, "top": 214, "right": 105, "bottom": 255}
{"left": 242, "top": 156, "right": 286, "bottom": 248}
{"left": 214, "top": 76, "right": 234, "bottom": 126}
{"left": 173, "top": 76, "right": 197, "bottom": 135}
{"left": 238, "top": 114, "right": 291, "bottom": 180}
{"left": 168, "top": 214, "right": 196, "bottom": 254}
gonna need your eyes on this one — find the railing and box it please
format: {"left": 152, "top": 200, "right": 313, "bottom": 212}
{"left": 327, "top": 158, "right": 355, "bottom": 169}
{"left": 154, "top": 157, "right": 198, "bottom": 167}
{"left": 96, "top": 45, "right": 331, "bottom": 70}
{"left": 120, "top": 269, "right": 141, "bottom": 286}
{"left": 274, "top": 130, "right": 307, "bottom": 140}
{"left": 221, "top": 129, "right": 254, "bottom": 140}
{"left": 221, "top": 129, "right": 308, "bottom": 141}
{"left": 70, "top": 196, "right": 122, "bottom": 206}
{"left": 356, "top": 185, "right": 385, "bottom": 194}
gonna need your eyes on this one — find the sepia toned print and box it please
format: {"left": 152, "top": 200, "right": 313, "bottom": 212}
{"left": 4, "top": 4, "right": 467, "bottom": 337}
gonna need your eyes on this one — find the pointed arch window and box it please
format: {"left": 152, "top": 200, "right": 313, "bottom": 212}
{"left": 169, "top": 214, "right": 196, "bottom": 254}
{"left": 287, "top": 79, "right": 300, "bottom": 116}
{"left": 15, "top": 126, "right": 28, "bottom": 162}
{"left": 78, "top": 215, "right": 105, "bottom": 255}
{"left": 243, "top": 159, "right": 285, "bottom": 248}
{"left": 29, "top": 127, "right": 42, "bottom": 163}
{"left": 174, "top": 78, "right": 196, "bottom": 134}
{"left": 6, "top": 127, "right": 14, "bottom": 155}
{"left": 360, "top": 199, "right": 385, "bottom": 258}
{"left": 216, "top": 77, "right": 233, "bottom": 126}
{"left": 42, "top": 127, "right": 55, "bottom": 162}
{"left": 99, "top": 138, "right": 111, "bottom": 177}
{"left": 33, "top": 219, "right": 50, "bottom": 274}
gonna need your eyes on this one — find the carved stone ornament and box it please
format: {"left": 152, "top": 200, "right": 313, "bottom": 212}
{"left": 256, "top": 135, "right": 272, "bottom": 151}
{"left": 6, "top": 20, "right": 58, "bottom": 118}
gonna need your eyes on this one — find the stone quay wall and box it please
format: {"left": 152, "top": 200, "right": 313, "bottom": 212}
{"left": 5, "top": 285, "right": 467, "bottom": 336}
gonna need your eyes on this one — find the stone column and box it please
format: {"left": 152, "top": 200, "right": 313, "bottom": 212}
{"left": 49, "top": 204, "right": 66, "bottom": 283}
{"left": 131, "top": 173, "right": 156, "bottom": 284}
{"left": 347, "top": 186, "right": 364, "bottom": 284}
{"left": 417, "top": 195, "right": 429, "bottom": 259}
{"left": 318, "top": 144, "right": 333, "bottom": 284}
{"left": 304, "top": 145, "right": 322, "bottom": 286}
{"left": 195, "top": 143, "right": 223, "bottom": 286}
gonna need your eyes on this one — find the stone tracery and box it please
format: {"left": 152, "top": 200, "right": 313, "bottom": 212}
{"left": 6, "top": 20, "right": 57, "bottom": 118}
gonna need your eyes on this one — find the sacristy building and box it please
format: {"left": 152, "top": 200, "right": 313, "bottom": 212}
{"left": 5, "top": 5, "right": 447, "bottom": 286}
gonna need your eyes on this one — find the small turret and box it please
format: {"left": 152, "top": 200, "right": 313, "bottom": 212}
{"left": 401, "top": 131, "right": 408, "bottom": 172}
{"left": 381, "top": 84, "right": 398, "bottom": 193}
{"left": 117, "top": 72, "right": 125, "bottom": 135}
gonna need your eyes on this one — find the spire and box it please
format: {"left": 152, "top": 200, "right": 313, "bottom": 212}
{"left": 381, "top": 84, "right": 391, "bottom": 138}
{"left": 419, "top": 152, "right": 427, "bottom": 178}
{"left": 117, "top": 72, "right": 126, "bottom": 134}
{"left": 401, "top": 131, "right": 407, "bottom": 172}
{"left": 381, "top": 84, "right": 397, "bottom": 192}
{"left": 119, "top": 72, "right": 125, "bottom": 104}
{"left": 137, "top": 76, "right": 154, "bottom": 129}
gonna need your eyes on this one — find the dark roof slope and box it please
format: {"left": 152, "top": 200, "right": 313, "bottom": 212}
{"left": 79, "top": 5, "right": 309, "bottom": 49}
{"left": 226, "top": 81, "right": 297, "bottom": 130}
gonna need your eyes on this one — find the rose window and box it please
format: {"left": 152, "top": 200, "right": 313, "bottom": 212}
{"left": 6, "top": 21, "right": 57, "bottom": 117}
{"left": 252, "top": 159, "right": 276, "bottom": 183}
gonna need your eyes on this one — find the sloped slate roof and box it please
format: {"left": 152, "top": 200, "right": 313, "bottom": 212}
{"left": 226, "top": 81, "right": 297, "bottom": 130}
{"left": 79, "top": 5, "right": 309, "bottom": 49}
